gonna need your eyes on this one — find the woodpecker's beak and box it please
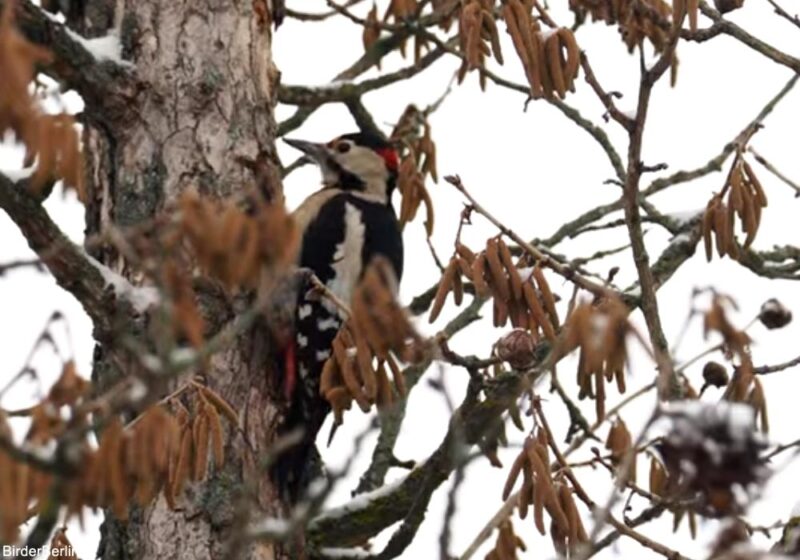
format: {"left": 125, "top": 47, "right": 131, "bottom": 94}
{"left": 284, "top": 138, "right": 329, "bottom": 164}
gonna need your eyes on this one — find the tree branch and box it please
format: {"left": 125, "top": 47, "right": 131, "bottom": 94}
{"left": 3, "top": 0, "right": 137, "bottom": 122}
{"left": 0, "top": 173, "right": 139, "bottom": 337}
{"left": 686, "top": 2, "right": 800, "bottom": 73}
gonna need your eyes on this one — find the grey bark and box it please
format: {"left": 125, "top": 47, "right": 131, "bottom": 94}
{"left": 72, "top": 1, "right": 289, "bottom": 558}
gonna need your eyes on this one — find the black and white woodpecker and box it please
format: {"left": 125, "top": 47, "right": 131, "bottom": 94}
{"left": 275, "top": 132, "right": 404, "bottom": 500}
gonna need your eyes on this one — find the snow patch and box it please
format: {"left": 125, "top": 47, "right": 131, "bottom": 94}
{"left": 84, "top": 251, "right": 160, "bottom": 313}
{"left": 667, "top": 209, "right": 703, "bottom": 225}
{"left": 65, "top": 29, "right": 132, "bottom": 67}
{"left": 311, "top": 471, "right": 412, "bottom": 524}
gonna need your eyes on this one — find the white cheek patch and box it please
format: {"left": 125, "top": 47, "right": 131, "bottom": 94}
{"left": 340, "top": 147, "right": 389, "bottom": 201}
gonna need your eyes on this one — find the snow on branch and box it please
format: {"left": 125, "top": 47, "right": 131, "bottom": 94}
{"left": 2, "top": 0, "right": 136, "bottom": 119}
{"left": 0, "top": 171, "right": 148, "bottom": 334}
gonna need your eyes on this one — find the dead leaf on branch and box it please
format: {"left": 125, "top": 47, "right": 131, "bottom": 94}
{"left": 430, "top": 238, "right": 559, "bottom": 348}
{"left": 0, "top": 2, "right": 84, "bottom": 201}
{"left": 178, "top": 192, "right": 298, "bottom": 290}
{"left": 568, "top": 0, "right": 682, "bottom": 80}
{"left": 502, "top": 0, "right": 580, "bottom": 99}
{"left": 320, "top": 259, "right": 424, "bottom": 438}
{"left": 382, "top": 0, "right": 431, "bottom": 62}
{"left": 392, "top": 106, "right": 438, "bottom": 236}
{"left": 702, "top": 154, "right": 768, "bottom": 262}
{"left": 605, "top": 416, "right": 635, "bottom": 482}
{"left": 557, "top": 296, "right": 645, "bottom": 422}
{"left": 459, "top": 0, "right": 504, "bottom": 77}
{"left": 501, "top": 430, "right": 587, "bottom": 552}
{"left": 0, "top": 361, "right": 238, "bottom": 529}
{"left": 485, "top": 519, "right": 526, "bottom": 560}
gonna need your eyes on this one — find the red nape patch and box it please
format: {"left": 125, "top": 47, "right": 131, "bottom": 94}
{"left": 377, "top": 147, "right": 399, "bottom": 171}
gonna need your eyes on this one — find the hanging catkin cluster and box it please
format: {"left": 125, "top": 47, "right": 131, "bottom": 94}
{"left": 485, "top": 519, "right": 527, "bottom": 560}
{"left": 702, "top": 155, "right": 767, "bottom": 262}
{"left": 457, "top": 0, "right": 503, "bottom": 90}
{"left": 178, "top": 192, "right": 298, "bottom": 289}
{"left": 503, "top": 0, "right": 580, "bottom": 99}
{"left": 702, "top": 294, "right": 769, "bottom": 433}
{"left": 558, "top": 297, "right": 640, "bottom": 422}
{"left": 649, "top": 455, "right": 699, "bottom": 539}
{"left": 502, "top": 430, "right": 588, "bottom": 553}
{"left": 0, "top": 3, "right": 84, "bottom": 200}
{"left": 320, "top": 259, "right": 423, "bottom": 434}
{"left": 64, "top": 384, "right": 236, "bottom": 521}
{"left": 1, "top": 362, "right": 89, "bottom": 541}
{"left": 429, "top": 239, "right": 559, "bottom": 343}
{"left": 0, "top": 363, "right": 237, "bottom": 538}
{"left": 569, "top": 0, "right": 684, "bottom": 54}
{"left": 604, "top": 416, "right": 636, "bottom": 482}
{"left": 392, "top": 105, "right": 438, "bottom": 236}
{"left": 379, "top": 0, "right": 434, "bottom": 63}
{"left": 673, "top": 0, "right": 700, "bottom": 31}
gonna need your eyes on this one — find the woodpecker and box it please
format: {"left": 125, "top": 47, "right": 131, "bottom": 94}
{"left": 275, "top": 132, "right": 403, "bottom": 500}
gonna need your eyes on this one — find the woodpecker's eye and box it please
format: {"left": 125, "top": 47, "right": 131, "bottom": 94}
{"left": 335, "top": 141, "right": 352, "bottom": 154}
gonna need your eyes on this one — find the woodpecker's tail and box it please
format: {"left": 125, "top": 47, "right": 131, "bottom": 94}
{"left": 272, "top": 295, "right": 340, "bottom": 502}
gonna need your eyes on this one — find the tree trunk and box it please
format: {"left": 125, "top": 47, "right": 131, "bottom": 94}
{"left": 77, "top": 2, "right": 289, "bottom": 558}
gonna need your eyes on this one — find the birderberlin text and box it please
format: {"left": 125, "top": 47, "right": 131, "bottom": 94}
{"left": 2, "top": 544, "right": 75, "bottom": 557}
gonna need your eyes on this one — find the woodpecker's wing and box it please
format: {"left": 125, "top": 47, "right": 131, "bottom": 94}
{"left": 298, "top": 192, "right": 403, "bottom": 288}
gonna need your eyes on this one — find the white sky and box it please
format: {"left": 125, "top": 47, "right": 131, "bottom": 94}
{"left": 1, "top": 1, "right": 800, "bottom": 558}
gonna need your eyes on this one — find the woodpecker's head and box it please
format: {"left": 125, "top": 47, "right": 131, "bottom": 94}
{"left": 285, "top": 132, "right": 399, "bottom": 203}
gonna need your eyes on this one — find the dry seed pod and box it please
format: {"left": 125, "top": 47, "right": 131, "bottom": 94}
{"left": 702, "top": 361, "right": 729, "bottom": 390}
{"left": 493, "top": 297, "right": 510, "bottom": 327}
{"left": 758, "top": 298, "right": 792, "bottom": 330}
{"left": 485, "top": 519, "right": 526, "bottom": 560}
{"left": 605, "top": 417, "right": 635, "bottom": 482}
{"left": 485, "top": 239, "right": 511, "bottom": 302}
{"left": 363, "top": 4, "right": 381, "bottom": 60}
{"left": 495, "top": 328, "right": 537, "bottom": 370}
{"left": 456, "top": 242, "right": 476, "bottom": 264}
{"left": 192, "top": 412, "right": 210, "bottom": 482}
{"left": 498, "top": 239, "right": 523, "bottom": 301}
{"left": 544, "top": 33, "right": 567, "bottom": 99}
{"left": 552, "top": 482, "right": 588, "bottom": 554}
{"left": 532, "top": 266, "right": 560, "bottom": 328}
{"left": 172, "top": 425, "right": 194, "bottom": 497}
{"left": 471, "top": 253, "right": 492, "bottom": 297}
{"left": 649, "top": 456, "right": 667, "bottom": 497}
{"left": 459, "top": 1, "right": 484, "bottom": 70}
{"left": 429, "top": 258, "right": 459, "bottom": 323}
{"left": 205, "top": 403, "right": 225, "bottom": 468}
{"left": 332, "top": 333, "right": 371, "bottom": 412}
{"left": 200, "top": 386, "right": 239, "bottom": 426}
